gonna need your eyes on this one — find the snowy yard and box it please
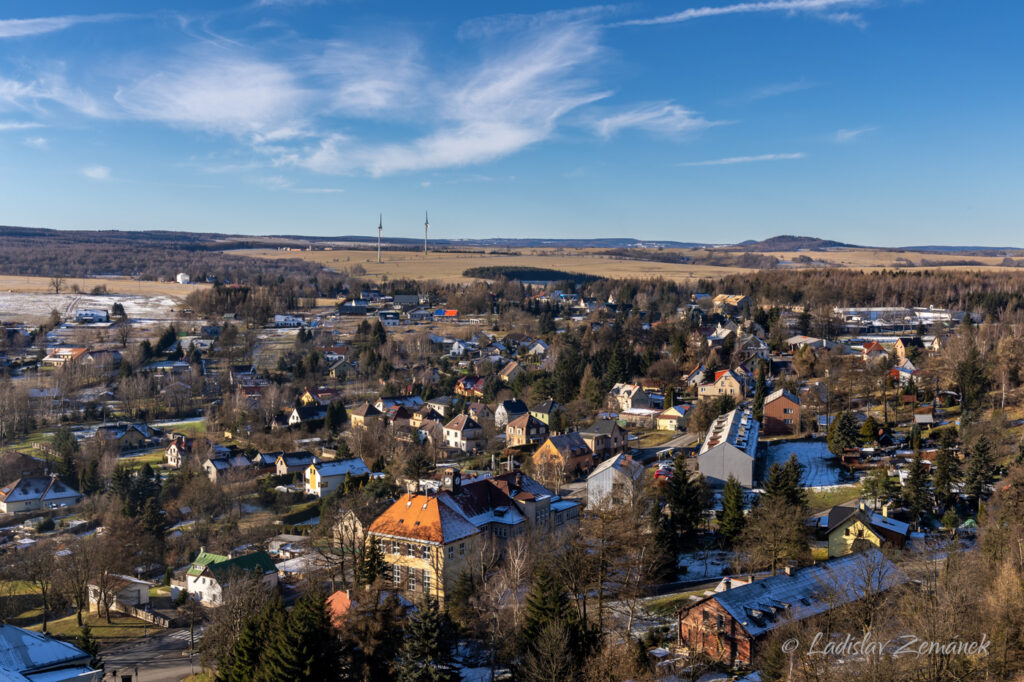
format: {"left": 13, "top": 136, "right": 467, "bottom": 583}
{"left": 763, "top": 439, "right": 846, "bottom": 488}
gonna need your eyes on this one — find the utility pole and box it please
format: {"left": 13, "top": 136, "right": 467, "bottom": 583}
{"left": 424, "top": 211, "right": 429, "bottom": 255}
{"left": 377, "top": 214, "right": 382, "bottom": 264}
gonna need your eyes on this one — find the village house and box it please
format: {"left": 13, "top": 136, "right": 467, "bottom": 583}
{"left": 698, "top": 407, "right": 761, "bottom": 488}
{"left": 587, "top": 453, "right": 643, "bottom": 508}
{"left": 426, "top": 396, "right": 454, "bottom": 418}
{"left": 578, "top": 419, "right": 629, "bottom": 459}
{"left": 808, "top": 501, "right": 911, "bottom": 558}
{"left": 894, "top": 336, "right": 924, "bottom": 361}
{"left": 0, "top": 476, "right": 82, "bottom": 513}
{"left": 304, "top": 458, "right": 371, "bottom": 497}
{"left": 712, "top": 294, "right": 751, "bottom": 316}
{"left": 366, "top": 489, "right": 481, "bottom": 606}
{"left": 165, "top": 436, "right": 193, "bottom": 468}
{"left": 657, "top": 405, "right": 689, "bottom": 431}
{"left": 443, "top": 414, "right": 485, "bottom": 452}
{"left": 202, "top": 454, "right": 251, "bottom": 483}
{"left": 529, "top": 398, "right": 560, "bottom": 426}
{"left": 683, "top": 364, "right": 706, "bottom": 388}
{"left": 698, "top": 369, "right": 746, "bottom": 401}
{"left": 367, "top": 470, "right": 579, "bottom": 604}
{"left": 185, "top": 550, "right": 279, "bottom": 606}
{"left": 677, "top": 550, "right": 906, "bottom": 667}
{"left": 762, "top": 388, "right": 801, "bottom": 435}
{"left": 0, "top": 624, "right": 102, "bottom": 681}
{"left": 454, "top": 376, "right": 485, "bottom": 398}
{"left": 276, "top": 451, "right": 320, "bottom": 476}
{"left": 467, "top": 402, "right": 493, "bottom": 423}
{"left": 95, "top": 422, "right": 163, "bottom": 452}
{"left": 498, "top": 360, "right": 523, "bottom": 383}
{"left": 862, "top": 341, "right": 888, "bottom": 363}
{"left": 608, "top": 383, "right": 662, "bottom": 412}
{"left": 506, "top": 413, "right": 548, "bottom": 448}
{"left": 495, "top": 398, "right": 529, "bottom": 428}
{"left": 40, "top": 346, "right": 89, "bottom": 367}
{"left": 87, "top": 574, "right": 150, "bottom": 614}
{"left": 288, "top": 405, "right": 327, "bottom": 428}
{"left": 349, "top": 402, "right": 382, "bottom": 429}
{"left": 532, "top": 432, "right": 594, "bottom": 481}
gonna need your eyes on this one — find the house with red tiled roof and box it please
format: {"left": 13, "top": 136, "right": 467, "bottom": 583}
{"left": 862, "top": 341, "right": 888, "bottom": 363}
{"left": 698, "top": 369, "right": 746, "bottom": 401}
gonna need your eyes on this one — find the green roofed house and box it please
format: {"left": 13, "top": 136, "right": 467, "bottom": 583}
{"left": 185, "top": 548, "right": 278, "bottom": 606}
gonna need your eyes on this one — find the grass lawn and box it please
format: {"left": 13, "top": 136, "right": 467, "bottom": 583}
{"left": 635, "top": 430, "right": 677, "bottom": 449}
{"left": 645, "top": 589, "right": 707, "bottom": 616}
{"left": 806, "top": 486, "right": 861, "bottom": 514}
{"left": 32, "top": 612, "right": 155, "bottom": 643}
{"left": 121, "top": 447, "right": 166, "bottom": 469}
{"left": 160, "top": 419, "right": 208, "bottom": 436}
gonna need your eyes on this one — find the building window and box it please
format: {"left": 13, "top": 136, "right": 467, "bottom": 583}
{"left": 423, "top": 569, "right": 431, "bottom": 593}
{"left": 448, "top": 545, "right": 454, "bottom": 560}
{"left": 421, "top": 545, "right": 430, "bottom": 560}
{"left": 459, "top": 542, "right": 465, "bottom": 556}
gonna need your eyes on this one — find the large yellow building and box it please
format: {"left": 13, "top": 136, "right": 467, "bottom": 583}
{"left": 367, "top": 470, "right": 581, "bottom": 603}
{"left": 367, "top": 490, "right": 480, "bottom": 605}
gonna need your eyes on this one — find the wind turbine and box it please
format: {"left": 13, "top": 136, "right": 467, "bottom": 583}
{"left": 377, "top": 214, "right": 382, "bottom": 264}
{"left": 424, "top": 211, "right": 429, "bottom": 255}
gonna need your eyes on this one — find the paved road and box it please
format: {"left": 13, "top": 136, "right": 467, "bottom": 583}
{"left": 100, "top": 628, "right": 203, "bottom": 682}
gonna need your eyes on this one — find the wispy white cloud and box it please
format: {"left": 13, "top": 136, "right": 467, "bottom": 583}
{"left": 0, "top": 74, "right": 105, "bottom": 117}
{"left": 680, "top": 152, "right": 805, "bottom": 166}
{"left": 591, "top": 102, "right": 721, "bottom": 139}
{"left": 314, "top": 40, "right": 426, "bottom": 118}
{"left": 114, "top": 52, "right": 309, "bottom": 137}
{"left": 744, "top": 78, "right": 815, "bottom": 102}
{"left": 835, "top": 126, "right": 875, "bottom": 141}
{"left": 81, "top": 165, "right": 111, "bottom": 180}
{"left": 614, "top": 0, "right": 872, "bottom": 27}
{"left": 281, "top": 19, "right": 611, "bottom": 176}
{"left": 0, "top": 120, "right": 44, "bottom": 131}
{"left": 23, "top": 136, "right": 48, "bottom": 149}
{"left": 0, "top": 14, "right": 125, "bottom": 39}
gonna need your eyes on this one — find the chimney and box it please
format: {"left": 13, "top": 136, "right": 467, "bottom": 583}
{"left": 783, "top": 564, "right": 795, "bottom": 576}
{"left": 515, "top": 472, "right": 523, "bottom": 489}
{"left": 882, "top": 503, "right": 890, "bottom": 518}
{"left": 723, "top": 577, "right": 732, "bottom": 591}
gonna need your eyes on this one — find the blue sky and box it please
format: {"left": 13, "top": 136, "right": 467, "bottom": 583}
{"left": 0, "top": 1, "right": 1021, "bottom": 246}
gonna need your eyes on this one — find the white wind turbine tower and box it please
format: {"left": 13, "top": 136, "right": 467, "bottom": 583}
{"left": 377, "top": 213, "right": 382, "bottom": 264}
{"left": 424, "top": 211, "right": 429, "bottom": 255}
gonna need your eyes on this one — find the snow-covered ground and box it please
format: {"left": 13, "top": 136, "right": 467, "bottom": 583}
{"left": 763, "top": 439, "right": 845, "bottom": 487}
{"left": 0, "top": 291, "right": 182, "bottom": 323}
{"left": 678, "top": 550, "right": 734, "bottom": 580}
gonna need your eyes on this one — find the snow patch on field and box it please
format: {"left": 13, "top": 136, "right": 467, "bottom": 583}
{"left": 0, "top": 291, "right": 183, "bottom": 323}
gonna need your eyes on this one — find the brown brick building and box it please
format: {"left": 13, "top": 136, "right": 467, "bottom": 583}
{"left": 761, "top": 388, "right": 801, "bottom": 435}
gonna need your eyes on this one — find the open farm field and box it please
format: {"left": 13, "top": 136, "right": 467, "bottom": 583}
{"left": 239, "top": 246, "right": 1021, "bottom": 284}
{"left": 0, "top": 275, "right": 207, "bottom": 297}
{"left": 237, "top": 247, "right": 755, "bottom": 283}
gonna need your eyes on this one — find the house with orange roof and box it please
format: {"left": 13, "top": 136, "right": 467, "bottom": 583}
{"left": 40, "top": 347, "right": 89, "bottom": 367}
{"left": 366, "top": 469, "right": 580, "bottom": 603}
{"left": 367, "top": 489, "right": 481, "bottom": 605}
{"left": 862, "top": 341, "right": 888, "bottom": 363}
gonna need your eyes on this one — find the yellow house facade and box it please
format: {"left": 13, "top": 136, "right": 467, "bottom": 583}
{"left": 367, "top": 493, "right": 481, "bottom": 605}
